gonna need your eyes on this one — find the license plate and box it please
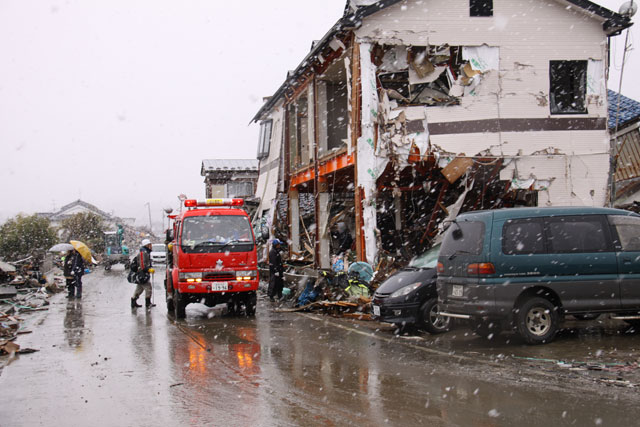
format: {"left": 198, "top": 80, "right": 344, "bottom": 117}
{"left": 373, "top": 305, "right": 380, "bottom": 317}
{"left": 452, "top": 285, "right": 464, "bottom": 297}
{"left": 211, "top": 282, "right": 229, "bottom": 292}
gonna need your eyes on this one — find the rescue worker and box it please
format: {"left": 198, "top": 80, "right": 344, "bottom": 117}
{"left": 131, "top": 239, "right": 155, "bottom": 309}
{"left": 64, "top": 249, "right": 85, "bottom": 299}
{"left": 268, "top": 239, "right": 284, "bottom": 301}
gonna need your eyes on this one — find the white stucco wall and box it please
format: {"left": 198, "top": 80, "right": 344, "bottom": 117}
{"left": 354, "top": 0, "right": 613, "bottom": 206}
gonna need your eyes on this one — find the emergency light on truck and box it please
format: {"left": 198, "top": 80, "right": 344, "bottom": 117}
{"left": 184, "top": 198, "right": 244, "bottom": 208}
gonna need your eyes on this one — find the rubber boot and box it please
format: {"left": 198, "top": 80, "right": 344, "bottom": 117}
{"left": 131, "top": 298, "right": 141, "bottom": 308}
{"left": 145, "top": 298, "right": 156, "bottom": 308}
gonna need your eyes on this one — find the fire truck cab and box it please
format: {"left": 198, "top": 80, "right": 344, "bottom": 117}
{"left": 165, "top": 198, "right": 259, "bottom": 318}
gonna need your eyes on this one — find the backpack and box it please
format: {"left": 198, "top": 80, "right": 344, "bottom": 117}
{"left": 127, "top": 256, "right": 139, "bottom": 283}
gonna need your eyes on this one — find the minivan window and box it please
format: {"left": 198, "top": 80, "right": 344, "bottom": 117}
{"left": 441, "top": 221, "right": 485, "bottom": 258}
{"left": 152, "top": 244, "right": 165, "bottom": 252}
{"left": 609, "top": 215, "right": 640, "bottom": 251}
{"left": 545, "top": 215, "right": 609, "bottom": 253}
{"left": 502, "top": 218, "right": 545, "bottom": 255}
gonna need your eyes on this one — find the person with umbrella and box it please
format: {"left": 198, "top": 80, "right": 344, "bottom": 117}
{"left": 64, "top": 249, "right": 85, "bottom": 299}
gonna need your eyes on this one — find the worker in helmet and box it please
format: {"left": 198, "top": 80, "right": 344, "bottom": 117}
{"left": 131, "top": 239, "right": 155, "bottom": 309}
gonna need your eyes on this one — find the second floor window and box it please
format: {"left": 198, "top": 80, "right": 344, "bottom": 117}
{"left": 227, "top": 181, "right": 254, "bottom": 198}
{"left": 549, "top": 60, "right": 587, "bottom": 114}
{"left": 257, "top": 120, "right": 272, "bottom": 160}
{"left": 470, "top": 0, "right": 493, "bottom": 17}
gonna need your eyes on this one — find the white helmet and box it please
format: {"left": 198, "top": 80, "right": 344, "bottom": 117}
{"left": 141, "top": 238, "right": 151, "bottom": 247}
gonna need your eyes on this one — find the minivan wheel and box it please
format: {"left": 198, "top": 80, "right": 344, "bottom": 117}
{"left": 516, "top": 297, "right": 558, "bottom": 344}
{"left": 418, "top": 298, "right": 451, "bottom": 334}
{"left": 165, "top": 277, "right": 175, "bottom": 312}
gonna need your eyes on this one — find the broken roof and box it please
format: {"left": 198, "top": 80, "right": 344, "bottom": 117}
{"left": 252, "top": 0, "right": 632, "bottom": 124}
{"left": 201, "top": 159, "right": 259, "bottom": 176}
{"left": 609, "top": 90, "right": 640, "bottom": 130}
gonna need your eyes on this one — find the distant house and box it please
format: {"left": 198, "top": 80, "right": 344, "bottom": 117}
{"left": 609, "top": 90, "right": 640, "bottom": 207}
{"left": 37, "top": 199, "right": 136, "bottom": 229}
{"left": 201, "top": 159, "right": 259, "bottom": 199}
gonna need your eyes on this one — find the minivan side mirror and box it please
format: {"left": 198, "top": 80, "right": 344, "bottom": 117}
{"left": 452, "top": 228, "right": 463, "bottom": 240}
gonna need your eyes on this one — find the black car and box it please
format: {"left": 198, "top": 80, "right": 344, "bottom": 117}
{"left": 372, "top": 244, "right": 451, "bottom": 333}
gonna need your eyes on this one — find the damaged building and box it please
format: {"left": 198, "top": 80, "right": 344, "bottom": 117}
{"left": 252, "top": 0, "right": 632, "bottom": 268}
{"left": 609, "top": 90, "right": 640, "bottom": 208}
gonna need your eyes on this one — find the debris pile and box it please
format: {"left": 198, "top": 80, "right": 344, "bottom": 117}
{"left": 276, "top": 259, "right": 376, "bottom": 319}
{"left": 0, "top": 265, "right": 66, "bottom": 361}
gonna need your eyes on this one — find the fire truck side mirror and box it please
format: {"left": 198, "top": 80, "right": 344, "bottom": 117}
{"left": 166, "top": 229, "right": 174, "bottom": 243}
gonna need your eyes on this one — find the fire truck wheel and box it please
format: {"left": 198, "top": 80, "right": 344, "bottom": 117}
{"left": 165, "top": 278, "right": 174, "bottom": 312}
{"left": 245, "top": 292, "right": 257, "bottom": 316}
{"left": 174, "top": 290, "right": 186, "bottom": 319}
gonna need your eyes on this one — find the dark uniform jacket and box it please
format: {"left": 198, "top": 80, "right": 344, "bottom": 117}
{"left": 269, "top": 246, "right": 283, "bottom": 278}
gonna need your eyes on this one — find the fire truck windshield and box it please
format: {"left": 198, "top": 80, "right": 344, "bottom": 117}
{"left": 180, "top": 215, "right": 254, "bottom": 253}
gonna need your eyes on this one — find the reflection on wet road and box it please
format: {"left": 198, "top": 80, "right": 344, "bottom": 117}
{"left": 1, "top": 267, "right": 638, "bottom": 426}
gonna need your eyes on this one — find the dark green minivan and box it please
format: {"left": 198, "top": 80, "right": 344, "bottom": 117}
{"left": 436, "top": 206, "right": 640, "bottom": 344}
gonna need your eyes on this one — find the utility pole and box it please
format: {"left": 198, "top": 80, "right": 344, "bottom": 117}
{"left": 145, "top": 202, "right": 152, "bottom": 235}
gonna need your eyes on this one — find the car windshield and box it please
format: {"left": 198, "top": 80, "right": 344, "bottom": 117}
{"left": 151, "top": 244, "right": 165, "bottom": 252}
{"left": 181, "top": 215, "right": 253, "bottom": 248}
{"left": 408, "top": 244, "right": 441, "bottom": 269}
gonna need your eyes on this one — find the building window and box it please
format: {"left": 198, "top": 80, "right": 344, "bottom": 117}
{"left": 470, "top": 0, "right": 493, "bottom": 17}
{"left": 549, "top": 60, "right": 587, "bottom": 114}
{"left": 257, "top": 120, "right": 272, "bottom": 160}
{"left": 227, "top": 181, "right": 253, "bottom": 198}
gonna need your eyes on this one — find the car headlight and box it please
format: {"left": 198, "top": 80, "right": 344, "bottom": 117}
{"left": 390, "top": 282, "right": 422, "bottom": 298}
{"left": 236, "top": 270, "right": 257, "bottom": 281}
{"left": 179, "top": 272, "right": 203, "bottom": 280}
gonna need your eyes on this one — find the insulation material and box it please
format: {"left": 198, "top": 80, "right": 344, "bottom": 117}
{"left": 462, "top": 46, "right": 499, "bottom": 73}
{"left": 409, "top": 49, "right": 435, "bottom": 78}
{"left": 379, "top": 45, "right": 408, "bottom": 72}
{"left": 408, "top": 65, "right": 447, "bottom": 85}
{"left": 329, "top": 38, "right": 346, "bottom": 52}
{"left": 357, "top": 43, "right": 384, "bottom": 265}
{"left": 587, "top": 59, "right": 605, "bottom": 97}
{"left": 441, "top": 157, "right": 474, "bottom": 183}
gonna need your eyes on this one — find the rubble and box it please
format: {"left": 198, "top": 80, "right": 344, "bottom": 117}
{"left": 0, "top": 270, "right": 65, "bottom": 365}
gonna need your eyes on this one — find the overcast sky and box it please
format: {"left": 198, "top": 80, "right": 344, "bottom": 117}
{"left": 0, "top": 0, "right": 637, "bottom": 231}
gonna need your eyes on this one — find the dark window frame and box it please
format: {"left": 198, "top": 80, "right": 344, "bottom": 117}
{"left": 549, "top": 60, "right": 588, "bottom": 115}
{"left": 257, "top": 120, "right": 273, "bottom": 160}
{"left": 470, "top": 0, "right": 493, "bottom": 17}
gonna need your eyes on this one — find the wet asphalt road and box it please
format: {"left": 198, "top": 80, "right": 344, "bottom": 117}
{"left": 2, "top": 266, "right": 640, "bottom": 426}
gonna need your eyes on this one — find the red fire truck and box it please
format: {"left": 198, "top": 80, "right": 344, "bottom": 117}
{"left": 164, "top": 198, "right": 259, "bottom": 318}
